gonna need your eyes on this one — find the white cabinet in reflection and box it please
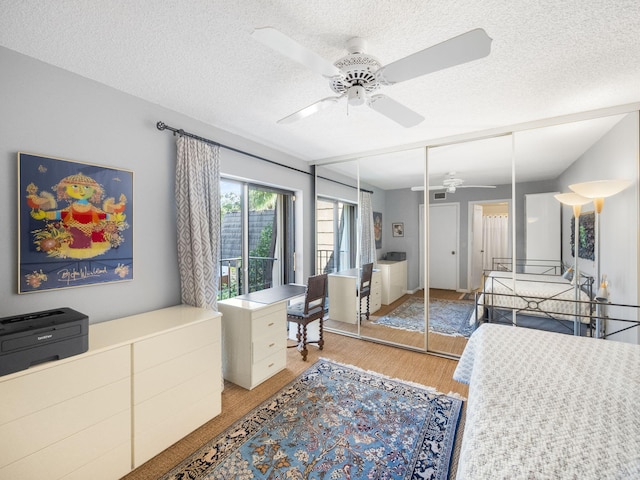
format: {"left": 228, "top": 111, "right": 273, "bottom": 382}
{"left": 328, "top": 268, "right": 381, "bottom": 323}
{"left": 525, "top": 192, "right": 560, "bottom": 273}
{"left": 378, "top": 260, "right": 407, "bottom": 305}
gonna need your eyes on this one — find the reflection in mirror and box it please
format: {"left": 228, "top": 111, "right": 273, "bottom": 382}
{"left": 427, "top": 135, "right": 513, "bottom": 357}
{"left": 356, "top": 149, "right": 427, "bottom": 351}
{"left": 511, "top": 112, "right": 638, "bottom": 343}
{"left": 315, "top": 162, "right": 361, "bottom": 337}
{"left": 315, "top": 110, "right": 639, "bottom": 356}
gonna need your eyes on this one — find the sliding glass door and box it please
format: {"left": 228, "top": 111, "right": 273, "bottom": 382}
{"left": 220, "top": 178, "right": 295, "bottom": 298}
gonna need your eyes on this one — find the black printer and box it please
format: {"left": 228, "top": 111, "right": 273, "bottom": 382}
{"left": 0, "top": 307, "right": 88, "bottom": 376}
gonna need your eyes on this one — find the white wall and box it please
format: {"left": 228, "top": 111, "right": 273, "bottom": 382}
{"left": 0, "top": 46, "right": 314, "bottom": 323}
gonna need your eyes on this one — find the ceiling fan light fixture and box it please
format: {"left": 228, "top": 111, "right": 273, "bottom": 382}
{"left": 446, "top": 185, "right": 456, "bottom": 193}
{"left": 253, "top": 27, "right": 492, "bottom": 126}
{"left": 347, "top": 85, "right": 366, "bottom": 106}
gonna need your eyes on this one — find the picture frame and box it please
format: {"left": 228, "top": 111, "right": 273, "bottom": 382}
{"left": 18, "top": 152, "right": 134, "bottom": 293}
{"left": 570, "top": 211, "right": 595, "bottom": 260}
{"left": 373, "top": 211, "right": 382, "bottom": 249}
{"left": 392, "top": 222, "right": 404, "bottom": 237}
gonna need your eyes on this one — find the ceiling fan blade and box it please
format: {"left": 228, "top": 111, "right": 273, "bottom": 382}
{"left": 377, "top": 28, "right": 492, "bottom": 85}
{"left": 277, "top": 96, "right": 342, "bottom": 124}
{"left": 369, "top": 94, "right": 425, "bottom": 128}
{"left": 252, "top": 27, "right": 342, "bottom": 78}
{"left": 457, "top": 185, "right": 497, "bottom": 189}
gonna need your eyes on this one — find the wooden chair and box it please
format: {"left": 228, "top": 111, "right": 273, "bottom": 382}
{"left": 287, "top": 274, "right": 328, "bottom": 361}
{"left": 359, "top": 263, "right": 374, "bottom": 321}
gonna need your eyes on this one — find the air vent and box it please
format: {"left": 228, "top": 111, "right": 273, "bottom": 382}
{"left": 433, "top": 192, "right": 447, "bottom": 200}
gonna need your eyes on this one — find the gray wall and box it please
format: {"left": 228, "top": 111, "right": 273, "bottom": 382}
{"left": 383, "top": 189, "right": 422, "bottom": 291}
{"left": 423, "top": 179, "right": 556, "bottom": 291}
{"left": 0, "top": 46, "right": 314, "bottom": 323}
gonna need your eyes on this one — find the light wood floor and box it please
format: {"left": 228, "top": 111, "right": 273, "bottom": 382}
{"left": 326, "top": 289, "right": 471, "bottom": 356}
{"left": 123, "top": 331, "right": 468, "bottom": 480}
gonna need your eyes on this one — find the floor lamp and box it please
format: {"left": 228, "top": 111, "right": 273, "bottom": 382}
{"left": 569, "top": 179, "right": 631, "bottom": 338}
{"left": 554, "top": 192, "right": 592, "bottom": 336}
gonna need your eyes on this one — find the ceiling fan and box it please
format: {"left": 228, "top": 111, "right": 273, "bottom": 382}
{"left": 251, "top": 27, "right": 492, "bottom": 127}
{"left": 411, "top": 172, "right": 497, "bottom": 193}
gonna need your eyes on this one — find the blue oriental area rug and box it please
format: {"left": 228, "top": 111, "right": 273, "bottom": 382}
{"left": 374, "top": 298, "right": 476, "bottom": 337}
{"left": 162, "top": 360, "right": 462, "bottom": 480}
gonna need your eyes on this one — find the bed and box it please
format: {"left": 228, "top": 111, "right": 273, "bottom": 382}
{"left": 454, "top": 324, "right": 640, "bottom": 479}
{"left": 471, "top": 259, "right": 594, "bottom": 335}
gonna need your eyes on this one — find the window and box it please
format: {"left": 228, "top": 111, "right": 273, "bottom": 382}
{"left": 219, "top": 179, "right": 295, "bottom": 298}
{"left": 316, "top": 197, "right": 357, "bottom": 274}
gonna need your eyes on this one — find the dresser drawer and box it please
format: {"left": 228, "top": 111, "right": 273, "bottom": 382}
{"left": 0, "top": 345, "right": 129, "bottom": 425}
{"left": 0, "top": 407, "right": 130, "bottom": 480}
{"left": 134, "top": 342, "right": 219, "bottom": 404}
{"left": 251, "top": 349, "right": 286, "bottom": 388}
{"left": 0, "top": 376, "right": 129, "bottom": 468}
{"left": 135, "top": 389, "right": 221, "bottom": 467}
{"left": 135, "top": 356, "right": 220, "bottom": 434}
{"left": 134, "top": 318, "right": 220, "bottom": 373}
{"left": 134, "top": 364, "right": 221, "bottom": 466}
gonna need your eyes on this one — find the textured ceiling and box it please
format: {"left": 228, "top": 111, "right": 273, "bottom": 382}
{"left": 2, "top": 1, "right": 640, "bottom": 189}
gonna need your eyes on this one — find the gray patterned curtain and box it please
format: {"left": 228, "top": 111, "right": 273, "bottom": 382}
{"left": 360, "top": 191, "right": 376, "bottom": 266}
{"left": 175, "top": 136, "right": 220, "bottom": 309}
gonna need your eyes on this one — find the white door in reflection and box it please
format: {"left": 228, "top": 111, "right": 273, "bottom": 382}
{"left": 429, "top": 203, "right": 458, "bottom": 290}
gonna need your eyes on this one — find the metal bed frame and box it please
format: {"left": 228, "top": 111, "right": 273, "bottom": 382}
{"left": 475, "top": 258, "right": 595, "bottom": 336}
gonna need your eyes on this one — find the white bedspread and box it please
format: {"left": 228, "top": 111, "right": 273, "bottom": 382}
{"left": 454, "top": 324, "right": 640, "bottom": 479}
{"left": 470, "top": 271, "right": 591, "bottom": 325}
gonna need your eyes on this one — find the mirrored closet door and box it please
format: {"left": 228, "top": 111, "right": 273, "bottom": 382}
{"left": 315, "top": 107, "right": 639, "bottom": 356}
{"left": 512, "top": 112, "right": 638, "bottom": 343}
{"left": 316, "top": 162, "right": 361, "bottom": 337}
{"left": 426, "top": 135, "right": 513, "bottom": 357}
{"left": 357, "top": 149, "right": 427, "bottom": 351}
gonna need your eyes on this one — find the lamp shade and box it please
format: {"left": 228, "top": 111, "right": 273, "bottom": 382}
{"left": 562, "top": 267, "right": 574, "bottom": 282}
{"left": 553, "top": 192, "right": 592, "bottom": 206}
{"left": 595, "top": 277, "right": 609, "bottom": 302}
{"left": 568, "top": 179, "right": 631, "bottom": 199}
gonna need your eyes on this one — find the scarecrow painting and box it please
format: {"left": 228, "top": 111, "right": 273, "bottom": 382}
{"left": 19, "top": 153, "right": 133, "bottom": 292}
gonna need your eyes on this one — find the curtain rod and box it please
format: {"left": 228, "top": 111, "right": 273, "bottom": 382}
{"left": 157, "top": 121, "right": 312, "bottom": 176}
{"left": 156, "top": 121, "right": 372, "bottom": 194}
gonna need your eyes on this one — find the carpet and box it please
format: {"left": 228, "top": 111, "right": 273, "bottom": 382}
{"left": 374, "top": 298, "right": 476, "bottom": 337}
{"left": 161, "top": 359, "right": 462, "bottom": 480}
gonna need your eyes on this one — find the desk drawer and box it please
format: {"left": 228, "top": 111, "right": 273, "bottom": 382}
{"left": 252, "top": 334, "right": 286, "bottom": 363}
{"left": 251, "top": 349, "right": 286, "bottom": 388}
{"left": 251, "top": 302, "right": 285, "bottom": 321}
{"left": 252, "top": 307, "right": 286, "bottom": 337}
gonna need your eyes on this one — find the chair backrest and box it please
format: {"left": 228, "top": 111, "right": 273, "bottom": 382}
{"left": 360, "top": 263, "right": 374, "bottom": 294}
{"left": 304, "top": 273, "right": 328, "bottom": 316}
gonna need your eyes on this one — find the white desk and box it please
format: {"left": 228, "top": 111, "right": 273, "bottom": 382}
{"left": 218, "top": 284, "right": 306, "bottom": 390}
{"left": 328, "top": 268, "right": 381, "bottom": 323}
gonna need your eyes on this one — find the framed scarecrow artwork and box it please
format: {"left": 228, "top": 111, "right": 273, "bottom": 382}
{"left": 18, "top": 152, "right": 133, "bottom": 293}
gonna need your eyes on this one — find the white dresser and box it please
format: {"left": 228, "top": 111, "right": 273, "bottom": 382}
{"left": 0, "top": 305, "right": 222, "bottom": 479}
{"left": 377, "top": 260, "right": 407, "bottom": 305}
{"left": 328, "top": 268, "right": 382, "bottom": 323}
{"left": 218, "top": 298, "right": 288, "bottom": 390}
